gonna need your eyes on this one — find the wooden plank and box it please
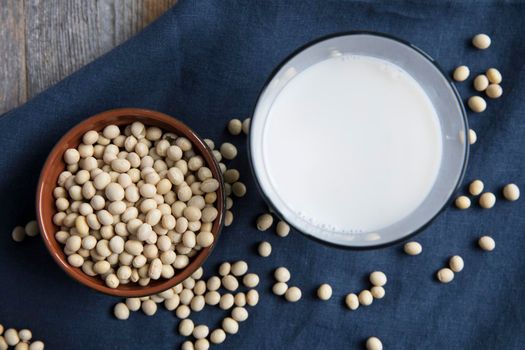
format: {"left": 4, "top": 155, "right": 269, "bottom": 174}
{"left": 23, "top": 0, "right": 177, "bottom": 101}
{"left": 0, "top": 0, "right": 27, "bottom": 115}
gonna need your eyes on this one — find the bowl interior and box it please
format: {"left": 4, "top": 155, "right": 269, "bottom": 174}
{"left": 249, "top": 32, "right": 468, "bottom": 248}
{"left": 37, "top": 108, "right": 225, "bottom": 297}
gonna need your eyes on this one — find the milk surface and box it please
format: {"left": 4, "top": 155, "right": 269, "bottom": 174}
{"left": 262, "top": 55, "right": 443, "bottom": 233}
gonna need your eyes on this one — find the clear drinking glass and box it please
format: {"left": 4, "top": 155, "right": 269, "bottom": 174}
{"left": 249, "top": 32, "right": 468, "bottom": 248}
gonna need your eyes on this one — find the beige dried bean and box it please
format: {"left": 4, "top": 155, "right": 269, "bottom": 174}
{"left": 276, "top": 220, "right": 290, "bottom": 237}
{"left": 455, "top": 196, "right": 471, "bottom": 210}
{"left": 472, "top": 33, "right": 491, "bottom": 49}
{"left": 222, "top": 317, "right": 239, "bottom": 334}
{"left": 345, "top": 293, "right": 359, "bottom": 310}
{"left": 4, "top": 329, "right": 19, "bottom": 346}
{"left": 231, "top": 306, "right": 249, "bottom": 322}
{"left": 232, "top": 182, "right": 246, "bottom": 197}
{"left": 225, "top": 210, "right": 233, "bottom": 226}
{"left": 486, "top": 68, "right": 502, "bottom": 84}
{"left": 272, "top": 282, "right": 288, "bottom": 296}
{"left": 205, "top": 291, "right": 221, "bottom": 306}
{"left": 503, "top": 183, "right": 520, "bottom": 201}
{"left": 227, "top": 119, "right": 242, "bottom": 135}
{"left": 486, "top": 84, "right": 502, "bottom": 99}
{"left": 64, "top": 148, "right": 80, "bottom": 164}
{"left": 12, "top": 226, "right": 26, "bottom": 242}
{"left": 29, "top": 341, "right": 45, "bottom": 350}
{"left": 468, "top": 96, "right": 487, "bottom": 113}
{"left": 258, "top": 241, "right": 272, "bottom": 257}
{"left": 479, "top": 192, "right": 496, "bottom": 209}
{"left": 196, "top": 231, "right": 214, "bottom": 247}
{"left": 470, "top": 127, "right": 477, "bottom": 143}
{"left": 449, "top": 255, "right": 464, "bottom": 272}
{"left": 285, "top": 286, "right": 302, "bottom": 302}
{"left": 366, "top": 337, "right": 383, "bottom": 350}
{"left": 317, "top": 283, "right": 332, "bottom": 300}
{"left": 369, "top": 271, "right": 387, "bottom": 287}
{"left": 243, "top": 273, "right": 259, "bottom": 288}
{"left": 479, "top": 235, "right": 495, "bottom": 251}
{"left": 473, "top": 74, "right": 489, "bottom": 91}
{"left": 222, "top": 275, "right": 239, "bottom": 291}
{"left": 256, "top": 213, "right": 273, "bottom": 231}
{"left": 217, "top": 293, "right": 233, "bottom": 310}
{"left": 114, "top": 302, "right": 130, "bottom": 320}
{"left": 452, "top": 65, "right": 469, "bottom": 82}
{"left": 220, "top": 143, "right": 237, "bottom": 160}
{"left": 469, "top": 180, "right": 484, "bottom": 196}
{"left": 179, "top": 319, "right": 194, "bottom": 336}
{"left": 210, "top": 328, "right": 226, "bottom": 344}
{"left": 437, "top": 268, "right": 454, "bottom": 283}
{"left": 242, "top": 118, "right": 250, "bottom": 134}
{"left": 403, "top": 241, "right": 422, "bottom": 256}
{"left": 274, "top": 267, "right": 290, "bottom": 282}
{"left": 207, "top": 276, "right": 221, "bottom": 290}
{"left": 358, "top": 290, "right": 373, "bottom": 306}
{"left": 200, "top": 178, "right": 219, "bottom": 193}
{"left": 371, "top": 286, "right": 385, "bottom": 299}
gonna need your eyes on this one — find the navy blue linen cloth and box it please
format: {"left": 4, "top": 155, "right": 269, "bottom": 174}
{"left": 2, "top": 1, "right": 525, "bottom": 349}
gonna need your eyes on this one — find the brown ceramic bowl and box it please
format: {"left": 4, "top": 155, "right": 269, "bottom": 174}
{"left": 36, "top": 108, "right": 225, "bottom": 297}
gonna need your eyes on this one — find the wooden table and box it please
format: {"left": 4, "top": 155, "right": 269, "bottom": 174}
{"left": 0, "top": 0, "right": 177, "bottom": 115}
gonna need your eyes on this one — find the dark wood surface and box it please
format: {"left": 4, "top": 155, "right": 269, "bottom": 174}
{"left": 0, "top": 0, "right": 177, "bottom": 115}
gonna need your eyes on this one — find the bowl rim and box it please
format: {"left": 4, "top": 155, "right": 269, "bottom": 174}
{"left": 247, "top": 30, "right": 469, "bottom": 250}
{"left": 36, "top": 108, "right": 225, "bottom": 297}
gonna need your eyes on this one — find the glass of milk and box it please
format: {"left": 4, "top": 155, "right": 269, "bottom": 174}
{"left": 249, "top": 32, "right": 468, "bottom": 248}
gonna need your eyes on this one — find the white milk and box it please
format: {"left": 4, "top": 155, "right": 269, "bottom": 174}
{"left": 259, "top": 55, "right": 443, "bottom": 234}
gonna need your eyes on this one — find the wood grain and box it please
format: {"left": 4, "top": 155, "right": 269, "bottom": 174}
{"left": 0, "top": 0, "right": 177, "bottom": 114}
{"left": 0, "top": 0, "right": 27, "bottom": 114}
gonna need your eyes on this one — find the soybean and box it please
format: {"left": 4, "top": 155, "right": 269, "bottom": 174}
{"left": 274, "top": 267, "right": 291, "bottom": 283}
{"left": 276, "top": 220, "right": 290, "bottom": 237}
{"left": 371, "top": 286, "right": 385, "bottom": 299}
{"left": 473, "top": 74, "right": 489, "bottom": 91}
{"left": 272, "top": 282, "right": 288, "bottom": 296}
{"left": 222, "top": 317, "right": 239, "bottom": 334}
{"left": 210, "top": 329, "right": 226, "bottom": 344}
{"left": 114, "top": 302, "right": 130, "bottom": 320}
{"left": 472, "top": 33, "right": 491, "bottom": 49}
{"left": 366, "top": 337, "right": 383, "bottom": 350}
{"left": 452, "top": 66, "right": 469, "bottom": 82}
{"left": 258, "top": 241, "right": 272, "bottom": 257}
{"left": 242, "top": 118, "right": 251, "bottom": 135}
{"left": 256, "top": 213, "right": 273, "bottom": 231}
{"left": 345, "top": 293, "right": 359, "bottom": 310}
{"left": 455, "top": 196, "right": 471, "bottom": 210}
{"left": 479, "top": 192, "right": 496, "bottom": 209}
{"left": 243, "top": 273, "right": 259, "bottom": 288}
{"left": 227, "top": 119, "right": 242, "bottom": 135}
{"left": 469, "top": 180, "right": 484, "bottom": 196}
{"left": 468, "top": 96, "right": 487, "bottom": 113}
{"left": 369, "top": 271, "right": 387, "bottom": 287}
{"left": 317, "top": 284, "right": 332, "bottom": 300}
{"left": 437, "top": 268, "right": 454, "bottom": 283}
{"left": 502, "top": 183, "right": 520, "bottom": 201}
{"left": 358, "top": 290, "right": 373, "bottom": 306}
{"left": 231, "top": 261, "right": 248, "bottom": 276}
{"left": 404, "top": 241, "right": 422, "bottom": 256}
{"left": 449, "top": 255, "right": 464, "bottom": 272}
{"left": 220, "top": 143, "right": 237, "bottom": 160}
{"left": 486, "top": 84, "right": 502, "bottom": 99}
{"left": 479, "top": 236, "right": 495, "bottom": 251}
{"left": 285, "top": 286, "right": 302, "bottom": 302}
{"left": 486, "top": 68, "right": 502, "bottom": 84}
